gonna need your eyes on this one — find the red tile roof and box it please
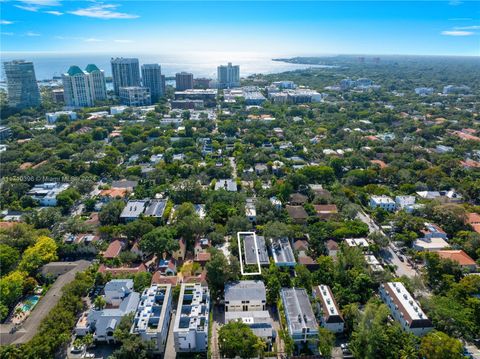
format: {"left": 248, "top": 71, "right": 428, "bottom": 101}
{"left": 98, "top": 262, "right": 147, "bottom": 275}
{"left": 151, "top": 271, "right": 178, "bottom": 286}
{"left": 437, "top": 250, "right": 477, "bottom": 267}
{"left": 102, "top": 239, "right": 123, "bottom": 258}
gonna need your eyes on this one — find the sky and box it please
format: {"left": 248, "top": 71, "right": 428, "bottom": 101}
{"left": 0, "top": 0, "right": 479, "bottom": 57}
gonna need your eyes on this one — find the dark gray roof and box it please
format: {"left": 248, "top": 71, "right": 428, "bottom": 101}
{"left": 244, "top": 235, "right": 269, "bottom": 265}
{"left": 144, "top": 199, "right": 167, "bottom": 218}
{"left": 224, "top": 280, "right": 266, "bottom": 302}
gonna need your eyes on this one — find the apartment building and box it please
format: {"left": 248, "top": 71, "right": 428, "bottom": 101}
{"left": 131, "top": 284, "right": 172, "bottom": 353}
{"left": 313, "top": 285, "right": 344, "bottom": 333}
{"left": 173, "top": 283, "right": 210, "bottom": 353}
{"left": 379, "top": 282, "right": 433, "bottom": 336}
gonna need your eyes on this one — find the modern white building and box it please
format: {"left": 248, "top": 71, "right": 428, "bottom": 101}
{"left": 27, "top": 182, "right": 70, "bottom": 206}
{"left": 46, "top": 111, "right": 77, "bottom": 123}
{"left": 313, "top": 285, "right": 344, "bottom": 333}
{"left": 369, "top": 195, "right": 396, "bottom": 211}
{"left": 119, "top": 86, "right": 151, "bottom": 106}
{"left": 214, "top": 179, "right": 237, "bottom": 192}
{"left": 173, "top": 283, "right": 210, "bottom": 353}
{"left": 271, "top": 237, "right": 296, "bottom": 267}
{"left": 415, "top": 87, "right": 434, "bottom": 95}
{"left": 395, "top": 195, "right": 416, "bottom": 212}
{"left": 344, "top": 237, "right": 369, "bottom": 249}
{"left": 110, "top": 106, "right": 128, "bottom": 115}
{"left": 225, "top": 280, "right": 266, "bottom": 312}
{"left": 131, "top": 284, "right": 172, "bottom": 353}
{"left": 76, "top": 279, "right": 140, "bottom": 343}
{"left": 280, "top": 288, "right": 318, "bottom": 350}
{"left": 245, "top": 198, "right": 256, "bottom": 222}
{"left": 379, "top": 282, "right": 433, "bottom": 336}
{"left": 364, "top": 254, "right": 384, "bottom": 272}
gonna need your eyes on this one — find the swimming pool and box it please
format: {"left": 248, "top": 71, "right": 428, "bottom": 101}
{"left": 21, "top": 295, "right": 40, "bottom": 312}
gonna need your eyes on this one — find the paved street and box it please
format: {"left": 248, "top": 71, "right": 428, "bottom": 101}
{"left": 356, "top": 210, "right": 419, "bottom": 278}
{"left": 164, "top": 311, "right": 176, "bottom": 359}
{"left": 0, "top": 260, "right": 91, "bottom": 345}
{"left": 210, "top": 304, "right": 223, "bottom": 359}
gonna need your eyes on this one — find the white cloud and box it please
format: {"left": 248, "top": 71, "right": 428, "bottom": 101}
{"left": 15, "top": 4, "right": 39, "bottom": 12}
{"left": 26, "top": 31, "right": 41, "bottom": 36}
{"left": 1, "top": 32, "right": 14, "bottom": 36}
{"left": 114, "top": 39, "right": 133, "bottom": 43}
{"left": 0, "top": 20, "right": 14, "bottom": 25}
{"left": 448, "top": 0, "right": 463, "bottom": 5}
{"left": 15, "top": 0, "right": 60, "bottom": 12}
{"left": 69, "top": 4, "right": 139, "bottom": 19}
{"left": 441, "top": 30, "right": 474, "bottom": 36}
{"left": 44, "top": 10, "right": 63, "bottom": 15}
{"left": 84, "top": 38, "right": 103, "bottom": 42}
{"left": 454, "top": 25, "right": 480, "bottom": 30}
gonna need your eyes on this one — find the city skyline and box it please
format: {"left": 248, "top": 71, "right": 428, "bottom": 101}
{"left": 1, "top": 1, "right": 479, "bottom": 57}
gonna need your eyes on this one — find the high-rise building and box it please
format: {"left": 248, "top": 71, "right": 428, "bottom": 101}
{"left": 111, "top": 58, "right": 141, "bottom": 96}
{"left": 175, "top": 72, "right": 194, "bottom": 91}
{"left": 3, "top": 60, "right": 41, "bottom": 109}
{"left": 85, "top": 64, "right": 107, "bottom": 101}
{"left": 217, "top": 62, "right": 240, "bottom": 89}
{"left": 141, "top": 64, "right": 165, "bottom": 103}
{"left": 62, "top": 64, "right": 107, "bottom": 108}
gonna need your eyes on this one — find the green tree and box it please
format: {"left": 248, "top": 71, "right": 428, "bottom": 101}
{"left": 218, "top": 321, "right": 265, "bottom": 359}
{"left": 124, "top": 220, "right": 154, "bottom": 241}
{"left": 98, "top": 200, "right": 125, "bottom": 225}
{"left": 134, "top": 272, "right": 152, "bottom": 292}
{"left": 0, "top": 270, "right": 26, "bottom": 307}
{"left": 419, "top": 331, "right": 463, "bottom": 359}
{"left": 317, "top": 327, "right": 335, "bottom": 358}
{"left": 0, "top": 244, "right": 20, "bottom": 275}
{"left": 140, "top": 227, "right": 179, "bottom": 257}
{"left": 19, "top": 235, "right": 58, "bottom": 274}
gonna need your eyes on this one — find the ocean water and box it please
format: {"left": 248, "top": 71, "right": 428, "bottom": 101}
{"left": 0, "top": 51, "right": 332, "bottom": 81}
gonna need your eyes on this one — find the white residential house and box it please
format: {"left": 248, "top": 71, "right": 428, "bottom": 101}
{"left": 395, "top": 196, "right": 416, "bottom": 212}
{"left": 379, "top": 282, "right": 433, "bottom": 336}
{"left": 313, "top": 285, "right": 344, "bottom": 333}
{"left": 369, "top": 195, "right": 396, "bottom": 211}
{"left": 131, "top": 284, "right": 172, "bottom": 353}
{"left": 27, "top": 182, "right": 70, "bottom": 206}
{"left": 173, "top": 283, "right": 210, "bottom": 353}
{"left": 245, "top": 198, "right": 256, "bottom": 222}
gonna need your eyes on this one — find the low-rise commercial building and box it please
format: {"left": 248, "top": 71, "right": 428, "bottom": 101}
{"left": 46, "top": 111, "right": 77, "bottom": 123}
{"left": 119, "top": 86, "right": 151, "bottom": 106}
{"left": 173, "top": 283, "right": 210, "bottom": 353}
{"left": 379, "top": 282, "right": 433, "bottom": 336}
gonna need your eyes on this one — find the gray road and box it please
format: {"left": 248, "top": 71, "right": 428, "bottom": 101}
{"left": 164, "top": 311, "right": 176, "bottom": 359}
{"left": 356, "top": 210, "right": 418, "bottom": 278}
{"left": 0, "top": 260, "right": 91, "bottom": 345}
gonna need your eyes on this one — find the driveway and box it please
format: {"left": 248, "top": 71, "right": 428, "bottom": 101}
{"left": 163, "top": 311, "right": 176, "bottom": 359}
{"left": 0, "top": 260, "right": 91, "bottom": 345}
{"left": 210, "top": 304, "right": 224, "bottom": 359}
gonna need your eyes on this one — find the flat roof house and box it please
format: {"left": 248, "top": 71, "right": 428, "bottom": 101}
{"left": 313, "top": 285, "right": 344, "bottom": 333}
{"left": 173, "top": 283, "right": 210, "bottom": 353}
{"left": 28, "top": 182, "right": 70, "bottom": 206}
{"left": 120, "top": 200, "right": 148, "bottom": 222}
{"left": 244, "top": 235, "right": 269, "bottom": 266}
{"left": 225, "top": 280, "right": 266, "bottom": 312}
{"left": 379, "top": 282, "right": 433, "bottom": 336}
{"left": 271, "top": 237, "right": 296, "bottom": 267}
{"left": 280, "top": 288, "right": 318, "bottom": 350}
{"left": 131, "top": 284, "right": 172, "bottom": 353}
{"left": 214, "top": 179, "right": 237, "bottom": 192}
{"left": 369, "top": 195, "right": 396, "bottom": 212}
{"left": 144, "top": 199, "right": 167, "bottom": 219}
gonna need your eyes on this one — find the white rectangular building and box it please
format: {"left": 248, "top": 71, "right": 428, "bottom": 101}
{"left": 313, "top": 285, "right": 344, "bottom": 333}
{"left": 379, "top": 282, "right": 433, "bottom": 336}
{"left": 131, "top": 284, "right": 172, "bottom": 353}
{"left": 369, "top": 195, "right": 396, "bottom": 211}
{"left": 225, "top": 280, "right": 266, "bottom": 312}
{"left": 28, "top": 182, "right": 70, "bottom": 206}
{"left": 46, "top": 111, "right": 77, "bottom": 123}
{"left": 173, "top": 283, "right": 210, "bottom": 353}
